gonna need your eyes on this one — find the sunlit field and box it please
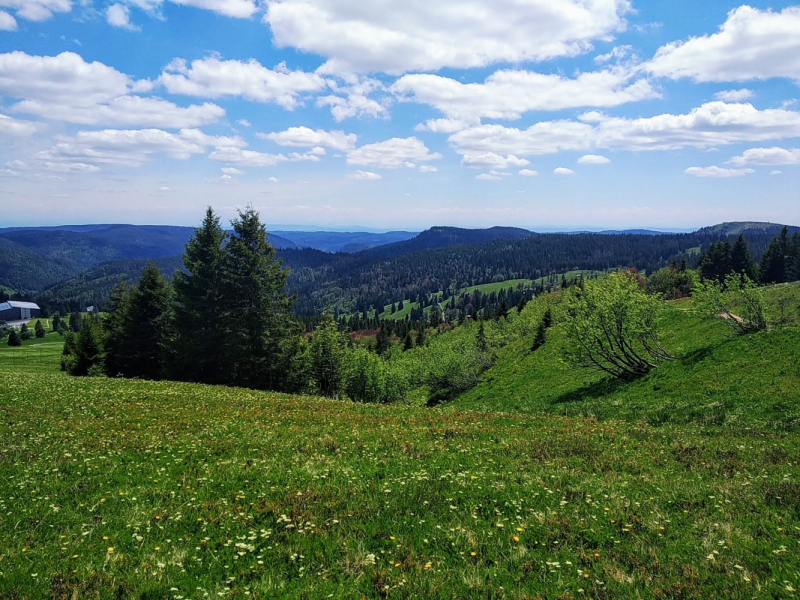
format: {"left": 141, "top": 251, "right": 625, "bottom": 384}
{"left": 3, "top": 372, "right": 800, "bottom": 598}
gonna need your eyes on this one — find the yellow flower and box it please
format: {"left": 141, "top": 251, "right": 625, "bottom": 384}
{"left": 107, "top": 547, "right": 114, "bottom": 553}
{"left": 513, "top": 536, "right": 520, "bottom": 542}
{"left": 424, "top": 562, "right": 432, "bottom": 569}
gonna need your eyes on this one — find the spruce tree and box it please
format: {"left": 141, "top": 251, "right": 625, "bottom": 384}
{"left": 403, "top": 331, "right": 414, "bottom": 351}
{"left": 375, "top": 327, "right": 390, "bottom": 355}
{"left": 416, "top": 326, "right": 426, "bottom": 347}
{"left": 106, "top": 263, "right": 171, "bottom": 380}
{"left": 102, "top": 281, "right": 130, "bottom": 377}
{"left": 7, "top": 329, "right": 21, "bottom": 347}
{"left": 52, "top": 313, "right": 61, "bottom": 333}
{"left": 219, "top": 207, "right": 296, "bottom": 390}
{"left": 786, "top": 232, "right": 800, "bottom": 282}
{"left": 699, "top": 240, "right": 732, "bottom": 283}
{"left": 170, "top": 208, "right": 227, "bottom": 383}
{"left": 729, "top": 234, "right": 758, "bottom": 281}
{"left": 19, "top": 323, "right": 32, "bottom": 341}
{"left": 69, "top": 312, "right": 81, "bottom": 332}
{"left": 476, "top": 321, "right": 488, "bottom": 353}
{"left": 760, "top": 227, "right": 789, "bottom": 284}
{"left": 34, "top": 319, "right": 46, "bottom": 338}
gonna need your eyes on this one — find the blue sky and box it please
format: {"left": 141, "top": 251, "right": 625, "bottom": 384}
{"left": 1, "top": 0, "right": 799, "bottom": 231}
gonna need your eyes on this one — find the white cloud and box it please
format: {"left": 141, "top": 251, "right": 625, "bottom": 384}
{"left": 685, "top": 166, "right": 754, "bottom": 178}
{"left": 107, "top": 3, "right": 138, "bottom": 29}
{"left": 419, "top": 165, "right": 438, "bottom": 173}
{"left": 449, "top": 102, "right": 800, "bottom": 159}
{"left": 44, "top": 161, "right": 101, "bottom": 173}
{"left": 648, "top": 6, "right": 800, "bottom": 84}
{"left": 476, "top": 169, "right": 511, "bottom": 180}
{"left": 221, "top": 167, "right": 245, "bottom": 175}
{"left": 0, "top": 10, "right": 17, "bottom": 29}
{"left": 519, "top": 169, "right": 538, "bottom": 176}
{"left": 0, "top": 0, "right": 70, "bottom": 22}
{"left": 771, "top": 170, "right": 782, "bottom": 175}
{"left": 392, "top": 67, "right": 658, "bottom": 122}
{"left": 416, "top": 119, "right": 473, "bottom": 134}
{"left": 317, "top": 77, "right": 389, "bottom": 121}
{"left": 714, "top": 89, "right": 752, "bottom": 102}
{"left": 554, "top": 167, "right": 575, "bottom": 175}
{"left": 578, "top": 154, "right": 610, "bottom": 164}
{"left": 267, "top": 176, "right": 278, "bottom": 182}
{"left": 158, "top": 57, "right": 325, "bottom": 109}
{"left": 238, "top": 119, "right": 251, "bottom": 127}
{"left": 38, "top": 128, "right": 239, "bottom": 167}
{"left": 260, "top": 126, "right": 356, "bottom": 150}
{"left": 730, "top": 147, "right": 800, "bottom": 166}
{"left": 349, "top": 170, "right": 382, "bottom": 180}
{"left": 116, "top": 0, "right": 258, "bottom": 18}
{"left": 347, "top": 137, "right": 441, "bottom": 169}
{"left": 14, "top": 96, "right": 224, "bottom": 128}
{"left": 461, "top": 152, "right": 529, "bottom": 170}
{"left": 0, "top": 113, "right": 37, "bottom": 136}
{"left": 209, "top": 145, "right": 323, "bottom": 167}
{"left": 594, "top": 45, "right": 632, "bottom": 63}
{"left": 0, "top": 52, "right": 223, "bottom": 128}
{"left": 265, "top": 0, "right": 632, "bottom": 74}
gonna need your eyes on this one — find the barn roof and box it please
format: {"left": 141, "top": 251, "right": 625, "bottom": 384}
{"left": 0, "top": 301, "right": 40, "bottom": 310}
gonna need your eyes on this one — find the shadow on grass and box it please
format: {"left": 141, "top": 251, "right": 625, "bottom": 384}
{"left": 550, "top": 377, "right": 626, "bottom": 405}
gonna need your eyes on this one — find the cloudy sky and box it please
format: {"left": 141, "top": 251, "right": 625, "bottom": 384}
{"left": 1, "top": 0, "right": 799, "bottom": 230}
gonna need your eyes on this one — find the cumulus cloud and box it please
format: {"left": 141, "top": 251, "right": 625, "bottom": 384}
{"left": 0, "top": 52, "right": 223, "bottom": 128}
{"left": 38, "top": 128, "right": 243, "bottom": 167}
{"left": 265, "top": 0, "right": 632, "bottom": 74}
{"left": 476, "top": 170, "right": 511, "bottom": 181}
{"left": 221, "top": 167, "right": 245, "bottom": 175}
{"left": 347, "top": 137, "right": 441, "bottom": 169}
{"left": 578, "top": 154, "right": 610, "bottom": 164}
{"left": 449, "top": 102, "right": 800, "bottom": 159}
{"left": 158, "top": 57, "right": 325, "bottom": 109}
{"left": 0, "top": 10, "right": 17, "bottom": 29}
{"left": 317, "top": 77, "right": 389, "bottom": 121}
{"left": 729, "top": 147, "right": 800, "bottom": 166}
{"left": 349, "top": 170, "right": 382, "bottom": 180}
{"left": 419, "top": 165, "right": 438, "bottom": 173}
{"left": 0, "top": 113, "right": 37, "bottom": 136}
{"left": 715, "top": 89, "right": 752, "bottom": 102}
{"left": 460, "top": 152, "right": 529, "bottom": 170}
{"left": 117, "top": 0, "right": 258, "bottom": 18}
{"left": 685, "top": 166, "right": 755, "bottom": 178}
{"left": 392, "top": 67, "right": 658, "bottom": 122}
{"left": 209, "top": 146, "right": 324, "bottom": 167}
{"left": 647, "top": 6, "right": 800, "bottom": 84}
{"left": 519, "top": 169, "right": 538, "bottom": 176}
{"left": 107, "top": 4, "right": 138, "bottom": 29}
{"left": 0, "top": 0, "right": 71, "bottom": 22}
{"left": 554, "top": 167, "right": 575, "bottom": 175}
{"left": 260, "top": 126, "right": 356, "bottom": 150}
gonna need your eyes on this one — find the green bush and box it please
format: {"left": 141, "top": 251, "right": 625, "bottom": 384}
{"left": 344, "top": 348, "right": 408, "bottom": 404}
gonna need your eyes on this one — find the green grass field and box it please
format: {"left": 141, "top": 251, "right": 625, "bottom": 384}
{"left": 0, "top": 324, "right": 64, "bottom": 374}
{"left": 2, "top": 285, "right": 800, "bottom": 597}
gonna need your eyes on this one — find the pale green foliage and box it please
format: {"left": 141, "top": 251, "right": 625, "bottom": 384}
{"left": 563, "top": 271, "right": 673, "bottom": 379}
{"left": 308, "top": 316, "right": 349, "bottom": 398}
{"left": 344, "top": 348, "right": 409, "bottom": 404}
{"left": 693, "top": 273, "right": 767, "bottom": 334}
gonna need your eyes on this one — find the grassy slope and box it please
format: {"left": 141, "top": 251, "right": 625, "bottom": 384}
{"left": 452, "top": 288, "right": 800, "bottom": 430}
{"left": 0, "top": 324, "right": 65, "bottom": 375}
{"left": 3, "top": 374, "right": 800, "bottom": 599}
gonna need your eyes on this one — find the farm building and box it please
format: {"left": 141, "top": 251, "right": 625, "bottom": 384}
{"left": 0, "top": 300, "right": 41, "bottom": 321}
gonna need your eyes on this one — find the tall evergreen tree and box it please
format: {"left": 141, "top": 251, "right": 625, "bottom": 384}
{"left": 219, "top": 207, "right": 296, "bottom": 390}
{"left": 403, "top": 331, "right": 414, "bottom": 351}
{"left": 103, "top": 281, "right": 130, "bottom": 377}
{"left": 729, "top": 234, "right": 758, "bottom": 281}
{"left": 699, "top": 240, "right": 732, "bottom": 283}
{"left": 19, "top": 323, "right": 32, "bottom": 341}
{"left": 760, "top": 227, "right": 789, "bottom": 284}
{"left": 52, "top": 313, "right": 61, "bottom": 333}
{"left": 375, "top": 327, "right": 390, "bottom": 355}
{"left": 69, "top": 312, "right": 81, "bottom": 333}
{"left": 786, "top": 232, "right": 800, "bottom": 282}
{"left": 170, "top": 208, "right": 227, "bottom": 383}
{"left": 34, "top": 319, "right": 46, "bottom": 338}
{"left": 7, "top": 329, "right": 21, "bottom": 347}
{"left": 105, "top": 263, "right": 171, "bottom": 380}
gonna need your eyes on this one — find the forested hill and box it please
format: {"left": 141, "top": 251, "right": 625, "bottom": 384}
{"left": 284, "top": 226, "right": 794, "bottom": 315}
{"left": 0, "top": 224, "right": 296, "bottom": 294}
{"left": 361, "top": 226, "right": 533, "bottom": 259}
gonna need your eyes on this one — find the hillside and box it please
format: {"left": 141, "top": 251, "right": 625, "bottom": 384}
{"left": 272, "top": 230, "right": 416, "bottom": 253}
{"left": 697, "top": 222, "right": 800, "bottom": 237}
{"left": 3, "top": 367, "right": 800, "bottom": 598}
{"left": 0, "top": 225, "right": 296, "bottom": 294}
{"left": 363, "top": 226, "right": 533, "bottom": 259}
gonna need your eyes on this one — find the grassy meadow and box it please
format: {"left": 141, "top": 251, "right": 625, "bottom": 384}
{"left": 0, "top": 319, "right": 64, "bottom": 375}
{"left": 2, "top": 285, "right": 800, "bottom": 598}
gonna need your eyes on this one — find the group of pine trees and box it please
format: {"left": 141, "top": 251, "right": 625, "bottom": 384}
{"left": 62, "top": 208, "right": 300, "bottom": 391}
{"left": 698, "top": 228, "right": 800, "bottom": 286}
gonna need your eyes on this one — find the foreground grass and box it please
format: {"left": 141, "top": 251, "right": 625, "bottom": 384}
{"left": 2, "top": 374, "right": 800, "bottom": 598}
